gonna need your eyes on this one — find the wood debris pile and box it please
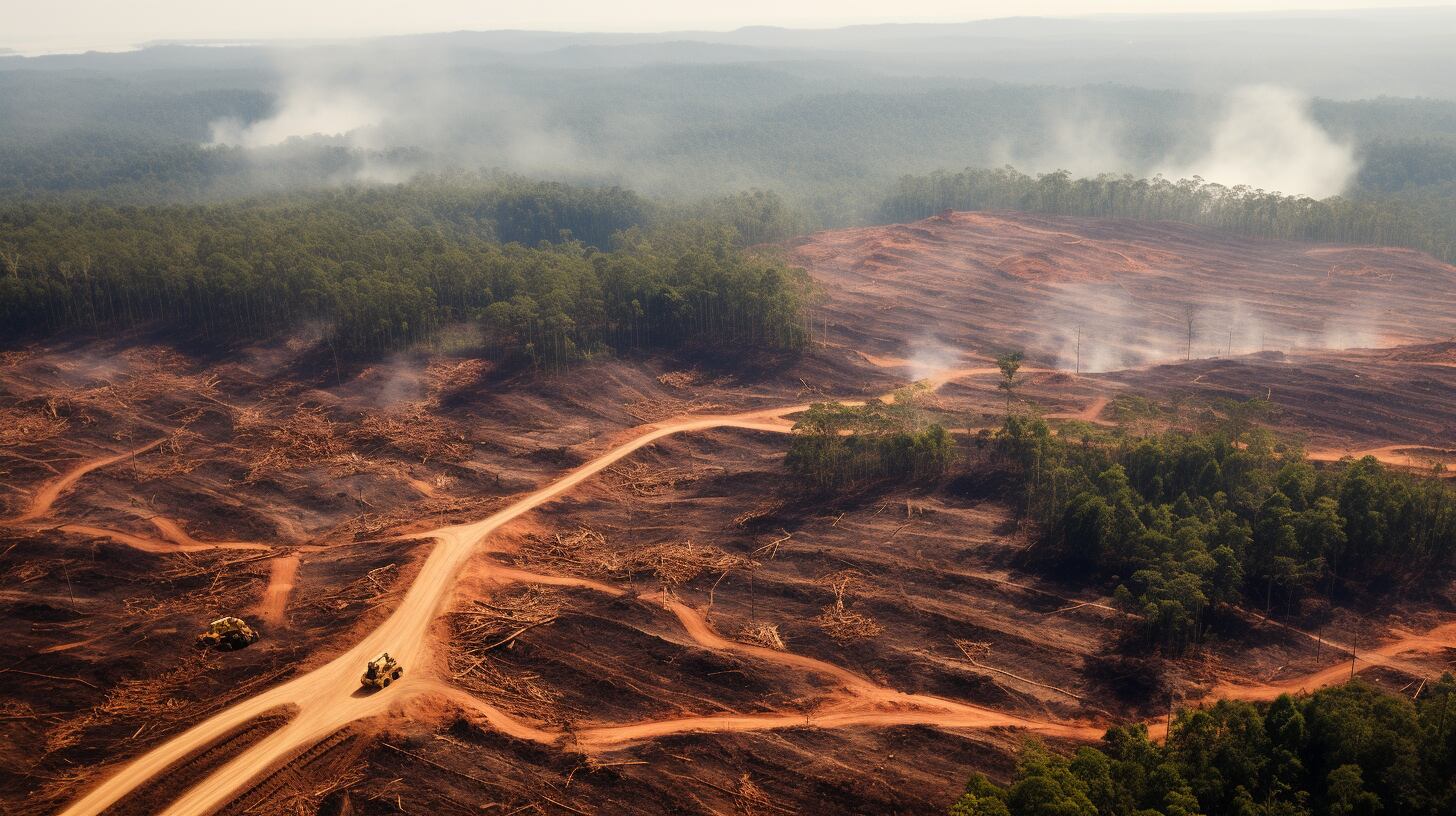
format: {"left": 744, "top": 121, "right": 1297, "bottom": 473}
{"left": 44, "top": 652, "right": 220, "bottom": 755}
{"left": 131, "top": 417, "right": 206, "bottom": 480}
{"left": 234, "top": 405, "right": 345, "bottom": 482}
{"left": 638, "top": 540, "right": 752, "bottom": 587}
{"left": 735, "top": 773, "right": 775, "bottom": 816}
{"left": 623, "top": 396, "right": 725, "bottom": 424}
{"left": 0, "top": 406, "right": 68, "bottom": 448}
{"left": 351, "top": 404, "right": 471, "bottom": 463}
{"left": 426, "top": 357, "right": 490, "bottom": 399}
{"left": 447, "top": 586, "right": 563, "bottom": 721}
{"left": 604, "top": 461, "right": 720, "bottom": 496}
{"left": 520, "top": 528, "right": 753, "bottom": 587}
{"left": 736, "top": 622, "right": 786, "bottom": 651}
{"left": 656, "top": 369, "right": 702, "bottom": 389}
{"left": 118, "top": 552, "right": 269, "bottom": 620}
{"left": 733, "top": 501, "right": 783, "bottom": 528}
{"left": 304, "top": 562, "right": 400, "bottom": 612}
{"left": 59, "top": 349, "right": 222, "bottom": 411}
{"left": 815, "top": 570, "right": 883, "bottom": 643}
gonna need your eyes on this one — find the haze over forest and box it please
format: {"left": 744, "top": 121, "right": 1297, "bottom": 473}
{"left": 4, "top": 7, "right": 1456, "bottom": 223}
{"left": 6, "top": 8, "right": 1456, "bottom": 816}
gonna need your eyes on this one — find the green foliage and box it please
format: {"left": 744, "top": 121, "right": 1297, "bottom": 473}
{"left": 879, "top": 168, "right": 1456, "bottom": 265}
{"left": 994, "top": 402, "right": 1456, "bottom": 653}
{"left": 785, "top": 394, "right": 955, "bottom": 489}
{"left": 0, "top": 178, "right": 810, "bottom": 363}
{"left": 950, "top": 679, "right": 1456, "bottom": 816}
{"left": 998, "top": 350, "right": 1025, "bottom": 409}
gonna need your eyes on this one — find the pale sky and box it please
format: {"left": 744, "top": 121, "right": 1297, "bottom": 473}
{"left": 4, "top": 0, "right": 1452, "bottom": 55}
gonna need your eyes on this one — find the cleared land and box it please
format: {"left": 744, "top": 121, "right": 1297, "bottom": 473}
{"left": 3, "top": 211, "right": 1455, "bottom": 814}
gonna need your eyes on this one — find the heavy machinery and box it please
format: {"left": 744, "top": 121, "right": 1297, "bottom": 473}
{"left": 194, "top": 616, "right": 260, "bottom": 651}
{"left": 360, "top": 652, "right": 403, "bottom": 689}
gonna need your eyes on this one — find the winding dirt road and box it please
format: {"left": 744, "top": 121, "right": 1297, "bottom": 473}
{"left": 12, "top": 438, "right": 164, "bottom": 522}
{"left": 54, "top": 523, "right": 269, "bottom": 554}
{"left": 57, "top": 408, "right": 799, "bottom": 816}
{"left": 49, "top": 376, "right": 1456, "bottom": 815}
{"left": 488, "top": 565, "right": 1102, "bottom": 747}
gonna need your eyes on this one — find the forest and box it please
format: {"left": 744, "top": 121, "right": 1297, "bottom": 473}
{"left": 877, "top": 168, "right": 1456, "bottom": 265}
{"left": 0, "top": 177, "right": 810, "bottom": 364}
{"left": 993, "top": 402, "right": 1456, "bottom": 655}
{"left": 785, "top": 392, "right": 956, "bottom": 489}
{"left": 949, "top": 678, "right": 1456, "bottom": 816}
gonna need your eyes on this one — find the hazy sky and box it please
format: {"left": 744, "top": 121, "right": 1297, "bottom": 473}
{"left": 5, "top": 0, "right": 1452, "bottom": 54}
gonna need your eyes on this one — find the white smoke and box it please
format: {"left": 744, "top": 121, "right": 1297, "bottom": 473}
{"left": 202, "top": 45, "right": 608, "bottom": 187}
{"left": 903, "top": 336, "right": 964, "bottom": 382}
{"left": 1012, "top": 84, "right": 1359, "bottom": 199}
{"left": 990, "top": 98, "right": 1128, "bottom": 180}
{"left": 1158, "top": 85, "right": 1357, "bottom": 198}
{"left": 210, "top": 85, "right": 383, "bottom": 148}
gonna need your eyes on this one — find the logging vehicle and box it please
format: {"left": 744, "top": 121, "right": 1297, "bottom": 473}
{"left": 194, "top": 616, "right": 260, "bottom": 651}
{"left": 361, "top": 652, "right": 403, "bottom": 689}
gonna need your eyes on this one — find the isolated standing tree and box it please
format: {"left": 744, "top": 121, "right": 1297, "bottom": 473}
{"left": 997, "top": 351, "right": 1024, "bottom": 412}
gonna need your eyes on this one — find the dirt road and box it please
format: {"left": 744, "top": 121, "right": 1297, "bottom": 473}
{"left": 1306, "top": 444, "right": 1456, "bottom": 474}
{"left": 254, "top": 554, "right": 300, "bottom": 627}
{"left": 58, "top": 408, "right": 800, "bottom": 816}
{"left": 53, "top": 370, "right": 1456, "bottom": 814}
{"left": 1208, "top": 620, "right": 1456, "bottom": 702}
{"left": 12, "top": 438, "right": 164, "bottom": 522}
{"left": 55, "top": 523, "right": 269, "bottom": 554}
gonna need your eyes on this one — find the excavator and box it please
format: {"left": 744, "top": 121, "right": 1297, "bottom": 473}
{"left": 360, "top": 652, "right": 403, "bottom": 689}
{"left": 194, "top": 616, "right": 260, "bottom": 651}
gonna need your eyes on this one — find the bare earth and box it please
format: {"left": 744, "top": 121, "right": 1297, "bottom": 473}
{"left": 2, "top": 211, "right": 1455, "bottom": 815}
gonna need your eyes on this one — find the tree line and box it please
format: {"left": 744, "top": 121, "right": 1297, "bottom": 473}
{"left": 785, "top": 391, "right": 955, "bottom": 489}
{"left": 0, "top": 177, "right": 811, "bottom": 364}
{"left": 950, "top": 678, "right": 1456, "bottom": 816}
{"left": 878, "top": 168, "right": 1456, "bottom": 265}
{"left": 994, "top": 402, "right": 1456, "bottom": 654}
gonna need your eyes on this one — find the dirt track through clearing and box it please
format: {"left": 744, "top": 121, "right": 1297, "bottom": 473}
{"left": 150, "top": 516, "right": 266, "bottom": 549}
{"left": 255, "top": 555, "right": 299, "bottom": 627}
{"left": 1208, "top": 620, "right": 1456, "bottom": 702}
{"left": 1306, "top": 444, "right": 1456, "bottom": 474}
{"left": 48, "top": 366, "right": 1456, "bottom": 815}
{"left": 12, "top": 438, "right": 164, "bottom": 522}
{"left": 57, "top": 409, "right": 801, "bottom": 816}
{"left": 456, "top": 561, "right": 1104, "bottom": 747}
{"left": 56, "top": 523, "right": 270, "bottom": 554}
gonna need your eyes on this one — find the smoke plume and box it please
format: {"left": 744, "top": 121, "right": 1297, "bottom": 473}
{"left": 1158, "top": 85, "right": 1357, "bottom": 198}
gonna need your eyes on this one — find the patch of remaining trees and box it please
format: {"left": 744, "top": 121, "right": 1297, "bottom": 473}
{"left": 784, "top": 390, "right": 954, "bottom": 490}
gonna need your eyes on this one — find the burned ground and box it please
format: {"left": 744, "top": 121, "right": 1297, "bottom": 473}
{"left": 4, "top": 212, "right": 1456, "bottom": 814}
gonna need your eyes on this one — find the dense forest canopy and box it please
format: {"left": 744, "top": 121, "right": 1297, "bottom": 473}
{"left": 993, "top": 403, "right": 1456, "bottom": 655}
{"left": 0, "top": 177, "right": 811, "bottom": 362}
{"left": 950, "top": 679, "right": 1456, "bottom": 816}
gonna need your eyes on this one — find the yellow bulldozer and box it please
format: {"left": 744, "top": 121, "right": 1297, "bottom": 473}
{"left": 360, "top": 652, "right": 403, "bottom": 689}
{"left": 194, "top": 616, "right": 260, "bottom": 651}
